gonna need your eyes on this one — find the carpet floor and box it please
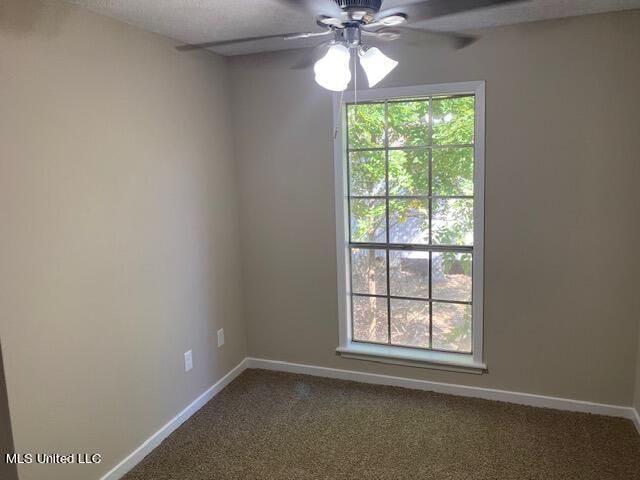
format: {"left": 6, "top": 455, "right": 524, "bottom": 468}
{"left": 124, "top": 369, "right": 640, "bottom": 480}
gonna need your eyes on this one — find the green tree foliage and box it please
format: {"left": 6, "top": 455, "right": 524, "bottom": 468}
{"left": 432, "top": 96, "right": 475, "bottom": 145}
{"left": 347, "top": 103, "right": 384, "bottom": 148}
{"left": 388, "top": 100, "right": 429, "bottom": 147}
{"left": 347, "top": 95, "right": 475, "bottom": 246}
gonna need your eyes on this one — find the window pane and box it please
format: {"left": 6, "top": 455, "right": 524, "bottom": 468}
{"left": 389, "top": 198, "right": 429, "bottom": 244}
{"left": 432, "top": 198, "right": 473, "bottom": 246}
{"left": 352, "top": 296, "right": 388, "bottom": 344}
{"left": 432, "top": 302, "right": 472, "bottom": 353}
{"left": 390, "top": 299, "right": 429, "bottom": 348}
{"left": 351, "top": 248, "right": 387, "bottom": 295}
{"left": 388, "top": 149, "right": 428, "bottom": 196}
{"left": 389, "top": 250, "right": 429, "bottom": 298}
{"left": 388, "top": 100, "right": 429, "bottom": 147}
{"left": 349, "top": 151, "right": 386, "bottom": 196}
{"left": 347, "top": 103, "right": 385, "bottom": 149}
{"left": 432, "top": 252, "right": 472, "bottom": 302}
{"left": 432, "top": 147, "right": 474, "bottom": 196}
{"left": 432, "top": 96, "right": 475, "bottom": 145}
{"left": 350, "top": 199, "right": 386, "bottom": 243}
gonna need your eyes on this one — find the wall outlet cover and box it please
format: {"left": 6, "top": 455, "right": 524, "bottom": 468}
{"left": 217, "top": 329, "right": 224, "bottom": 347}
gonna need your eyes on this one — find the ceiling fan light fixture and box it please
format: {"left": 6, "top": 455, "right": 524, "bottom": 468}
{"left": 314, "top": 44, "right": 352, "bottom": 91}
{"left": 358, "top": 47, "right": 398, "bottom": 88}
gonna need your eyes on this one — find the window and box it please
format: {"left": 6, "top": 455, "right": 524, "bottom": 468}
{"left": 334, "top": 82, "right": 485, "bottom": 372}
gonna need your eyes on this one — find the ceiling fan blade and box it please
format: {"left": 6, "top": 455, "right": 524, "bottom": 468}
{"left": 376, "top": 0, "right": 526, "bottom": 24}
{"left": 364, "top": 26, "right": 476, "bottom": 49}
{"left": 176, "top": 31, "right": 329, "bottom": 51}
{"left": 284, "top": 31, "right": 333, "bottom": 41}
{"left": 275, "top": 0, "right": 344, "bottom": 18}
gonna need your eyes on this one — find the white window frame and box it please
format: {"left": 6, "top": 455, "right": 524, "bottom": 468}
{"left": 333, "top": 81, "right": 486, "bottom": 374}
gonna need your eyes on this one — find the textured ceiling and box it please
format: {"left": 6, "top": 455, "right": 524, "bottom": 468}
{"left": 65, "top": 0, "right": 640, "bottom": 55}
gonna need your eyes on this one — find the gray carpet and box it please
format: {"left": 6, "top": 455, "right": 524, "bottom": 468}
{"left": 124, "top": 369, "right": 640, "bottom": 480}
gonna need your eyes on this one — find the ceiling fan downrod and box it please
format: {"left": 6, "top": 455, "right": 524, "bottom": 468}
{"left": 341, "top": 25, "right": 362, "bottom": 48}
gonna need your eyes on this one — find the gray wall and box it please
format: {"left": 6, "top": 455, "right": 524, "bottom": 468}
{"left": 230, "top": 10, "right": 640, "bottom": 407}
{"left": 0, "top": 1, "right": 246, "bottom": 479}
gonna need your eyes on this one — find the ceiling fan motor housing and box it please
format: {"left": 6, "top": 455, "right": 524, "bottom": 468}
{"left": 333, "top": 0, "right": 383, "bottom": 14}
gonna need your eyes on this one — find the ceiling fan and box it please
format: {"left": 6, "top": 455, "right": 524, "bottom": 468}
{"left": 177, "top": 0, "right": 525, "bottom": 91}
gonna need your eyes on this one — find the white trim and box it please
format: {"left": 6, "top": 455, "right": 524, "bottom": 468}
{"left": 337, "top": 343, "right": 486, "bottom": 374}
{"left": 633, "top": 408, "right": 640, "bottom": 435}
{"left": 246, "top": 357, "right": 638, "bottom": 423}
{"left": 334, "top": 92, "right": 350, "bottom": 350}
{"left": 471, "top": 81, "right": 485, "bottom": 364}
{"left": 100, "top": 359, "right": 247, "bottom": 480}
{"left": 341, "top": 81, "right": 487, "bottom": 104}
{"left": 333, "top": 81, "right": 486, "bottom": 367}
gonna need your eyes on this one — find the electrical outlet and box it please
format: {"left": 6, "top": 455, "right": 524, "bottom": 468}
{"left": 184, "top": 350, "right": 193, "bottom": 372}
{"left": 217, "top": 329, "right": 224, "bottom": 347}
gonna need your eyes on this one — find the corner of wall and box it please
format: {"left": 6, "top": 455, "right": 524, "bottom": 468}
{"left": 0, "top": 340, "right": 18, "bottom": 480}
{"left": 1, "top": 1, "right": 250, "bottom": 478}
{"left": 634, "top": 320, "right": 640, "bottom": 414}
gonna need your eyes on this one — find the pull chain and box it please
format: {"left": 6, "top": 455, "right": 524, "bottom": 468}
{"left": 353, "top": 47, "right": 358, "bottom": 106}
{"left": 334, "top": 89, "right": 344, "bottom": 140}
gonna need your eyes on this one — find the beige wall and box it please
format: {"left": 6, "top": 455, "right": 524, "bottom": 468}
{"left": 0, "top": 1, "right": 246, "bottom": 479}
{"left": 230, "top": 11, "right": 640, "bottom": 407}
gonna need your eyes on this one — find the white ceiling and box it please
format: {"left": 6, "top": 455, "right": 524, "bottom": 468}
{"left": 66, "top": 0, "right": 640, "bottom": 55}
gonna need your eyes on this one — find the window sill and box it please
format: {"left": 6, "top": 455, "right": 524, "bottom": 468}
{"left": 336, "top": 343, "right": 487, "bottom": 374}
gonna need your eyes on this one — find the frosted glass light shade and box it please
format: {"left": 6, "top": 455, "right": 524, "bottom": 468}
{"left": 359, "top": 47, "right": 398, "bottom": 88}
{"left": 314, "top": 44, "right": 352, "bottom": 92}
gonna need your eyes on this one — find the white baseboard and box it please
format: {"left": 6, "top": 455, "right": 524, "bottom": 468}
{"left": 99, "top": 356, "right": 639, "bottom": 480}
{"left": 246, "top": 357, "right": 639, "bottom": 425}
{"left": 633, "top": 408, "right": 640, "bottom": 435}
{"left": 100, "top": 359, "right": 248, "bottom": 480}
